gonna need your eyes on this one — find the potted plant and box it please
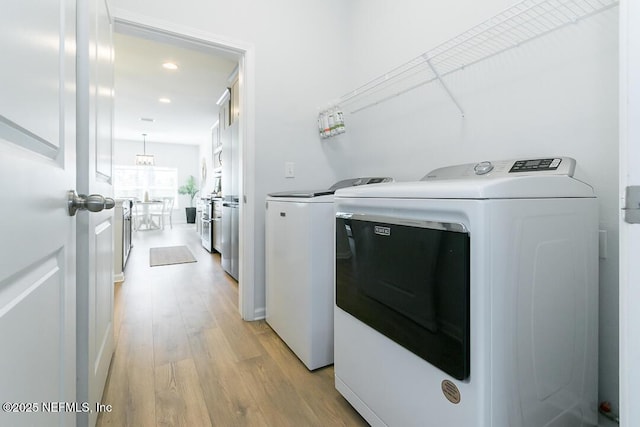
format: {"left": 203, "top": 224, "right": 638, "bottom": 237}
{"left": 178, "top": 175, "right": 199, "bottom": 223}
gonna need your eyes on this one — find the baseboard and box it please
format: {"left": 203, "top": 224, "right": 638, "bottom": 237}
{"left": 252, "top": 306, "right": 266, "bottom": 321}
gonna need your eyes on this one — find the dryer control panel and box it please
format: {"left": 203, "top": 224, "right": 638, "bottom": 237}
{"left": 422, "top": 157, "right": 576, "bottom": 180}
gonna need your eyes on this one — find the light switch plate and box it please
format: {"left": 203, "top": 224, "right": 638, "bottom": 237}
{"left": 285, "top": 162, "right": 295, "bottom": 178}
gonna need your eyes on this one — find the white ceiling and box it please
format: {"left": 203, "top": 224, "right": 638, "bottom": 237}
{"left": 113, "top": 31, "right": 238, "bottom": 147}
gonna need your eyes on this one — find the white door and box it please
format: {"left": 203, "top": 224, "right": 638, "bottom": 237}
{"left": 76, "top": 0, "right": 115, "bottom": 426}
{"left": 620, "top": 1, "right": 640, "bottom": 425}
{"left": 0, "top": 0, "right": 78, "bottom": 426}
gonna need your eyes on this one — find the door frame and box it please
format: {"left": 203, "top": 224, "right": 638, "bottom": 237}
{"left": 620, "top": 0, "right": 639, "bottom": 425}
{"left": 619, "top": 0, "right": 640, "bottom": 427}
{"left": 110, "top": 10, "right": 258, "bottom": 320}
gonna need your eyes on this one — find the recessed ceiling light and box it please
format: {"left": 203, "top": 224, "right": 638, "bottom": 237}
{"left": 162, "top": 62, "right": 178, "bottom": 70}
{"left": 158, "top": 97, "right": 171, "bottom": 104}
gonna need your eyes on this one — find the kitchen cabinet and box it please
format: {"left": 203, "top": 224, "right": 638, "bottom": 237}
{"left": 218, "top": 89, "right": 230, "bottom": 131}
{"left": 230, "top": 76, "right": 239, "bottom": 124}
{"left": 213, "top": 125, "right": 222, "bottom": 172}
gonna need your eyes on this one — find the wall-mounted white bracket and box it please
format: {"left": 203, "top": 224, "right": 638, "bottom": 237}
{"left": 424, "top": 55, "right": 465, "bottom": 118}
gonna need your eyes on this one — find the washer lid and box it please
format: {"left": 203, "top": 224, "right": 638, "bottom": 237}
{"left": 267, "top": 189, "right": 334, "bottom": 198}
{"left": 267, "top": 177, "right": 393, "bottom": 198}
{"left": 266, "top": 194, "right": 336, "bottom": 203}
{"left": 335, "top": 158, "right": 595, "bottom": 199}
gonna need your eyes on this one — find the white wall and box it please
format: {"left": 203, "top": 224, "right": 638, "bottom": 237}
{"left": 331, "top": 0, "right": 619, "bottom": 415}
{"left": 114, "top": 138, "right": 200, "bottom": 222}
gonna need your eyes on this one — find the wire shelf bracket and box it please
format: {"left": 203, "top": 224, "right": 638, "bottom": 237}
{"left": 424, "top": 54, "right": 465, "bottom": 117}
{"left": 333, "top": 0, "right": 619, "bottom": 116}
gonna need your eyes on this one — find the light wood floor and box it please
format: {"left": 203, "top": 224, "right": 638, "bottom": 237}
{"left": 97, "top": 224, "right": 367, "bottom": 427}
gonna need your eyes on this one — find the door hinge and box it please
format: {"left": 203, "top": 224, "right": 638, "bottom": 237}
{"left": 624, "top": 186, "right": 640, "bottom": 224}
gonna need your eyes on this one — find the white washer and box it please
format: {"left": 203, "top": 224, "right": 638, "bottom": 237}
{"left": 334, "top": 158, "right": 598, "bottom": 427}
{"left": 265, "top": 178, "right": 392, "bottom": 370}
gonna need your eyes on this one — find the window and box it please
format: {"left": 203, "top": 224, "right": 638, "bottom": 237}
{"left": 114, "top": 165, "right": 179, "bottom": 207}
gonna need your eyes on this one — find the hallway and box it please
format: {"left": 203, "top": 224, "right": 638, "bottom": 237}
{"left": 97, "top": 225, "right": 366, "bottom": 426}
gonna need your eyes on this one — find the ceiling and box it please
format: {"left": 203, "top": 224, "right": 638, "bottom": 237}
{"left": 113, "top": 30, "right": 239, "bottom": 147}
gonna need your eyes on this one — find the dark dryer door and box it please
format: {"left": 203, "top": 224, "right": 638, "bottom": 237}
{"left": 336, "top": 213, "right": 470, "bottom": 380}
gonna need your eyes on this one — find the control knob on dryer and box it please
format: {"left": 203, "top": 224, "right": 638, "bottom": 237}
{"left": 474, "top": 161, "right": 494, "bottom": 175}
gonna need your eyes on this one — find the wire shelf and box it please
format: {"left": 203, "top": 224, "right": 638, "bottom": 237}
{"left": 335, "top": 0, "right": 619, "bottom": 115}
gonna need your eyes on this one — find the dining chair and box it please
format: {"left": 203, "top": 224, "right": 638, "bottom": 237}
{"left": 162, "top": 197, "right": 175, "bottom": 229}
{"left": 132, "top": 199, "right": 144, "bottom": 231}
{"left": 150, "top": 197, "right": 174, "bottom": 230}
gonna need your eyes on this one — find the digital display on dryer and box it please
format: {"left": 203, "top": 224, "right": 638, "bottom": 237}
{"left": 509, "top": 158, "right": 561, "bottom": 172}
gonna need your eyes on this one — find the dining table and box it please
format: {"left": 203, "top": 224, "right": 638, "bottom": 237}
{"left": 134, "top": 200, "right": 163, "bottom": 230}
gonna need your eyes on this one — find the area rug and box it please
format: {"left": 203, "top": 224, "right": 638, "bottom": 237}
{"left": 149, "top": 245, "right": 197, "bottom": 267}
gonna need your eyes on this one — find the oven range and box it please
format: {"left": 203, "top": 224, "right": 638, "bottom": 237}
{"left": 200, "top": 197, "right": 222, "bottom": 253}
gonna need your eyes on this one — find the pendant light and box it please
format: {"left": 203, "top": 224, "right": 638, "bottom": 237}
{"left": 135, "top": 133, "right": 155, "bottom": 166}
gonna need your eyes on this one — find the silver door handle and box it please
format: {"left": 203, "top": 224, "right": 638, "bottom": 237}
{"left": 67, "top": 190, "right": 115, "bottom": 216}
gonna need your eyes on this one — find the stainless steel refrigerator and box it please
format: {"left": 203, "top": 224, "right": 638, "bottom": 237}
{"left": 221, "top": 121, "right": 239, "bottom": 280}
{"left": 221, "top": 196, "right": 239, "bottom": 279}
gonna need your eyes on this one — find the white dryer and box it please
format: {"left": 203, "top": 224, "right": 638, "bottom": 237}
{"left": 334, "top": 158, "right": 598, "bottom": 427}
{"left": 265, "top": 177, "right": 392, "bottom": 370}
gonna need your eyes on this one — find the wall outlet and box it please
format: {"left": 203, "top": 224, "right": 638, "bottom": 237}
{"left": 285, "top": 162, "right": 295, "bottom": 178}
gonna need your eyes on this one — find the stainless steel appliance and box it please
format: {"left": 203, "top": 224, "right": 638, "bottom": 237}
{"left": 213, "top": 199, "right": 222, "bottom": 252}
{"left": 200, "top": 197, "right": 213, "bottom": 252}
{"left": 196, "top": 197, "right": 204, "bottom": 235}
{"left": 220, "top": 117, "right": 239, "bottom": 280}
{"left": 221, "top": 196, "right": 239, "bottom": 280}
{"left": 114, "top": 199, "right": 133, "bottom": 282}
{"left": 122, "top": 200, "right": 132, "bottom": 265}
